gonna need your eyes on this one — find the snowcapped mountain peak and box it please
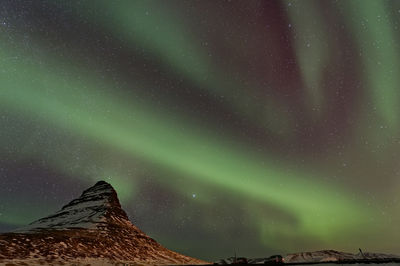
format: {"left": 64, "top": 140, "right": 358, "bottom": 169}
{"left": 2, "top": 181, "right": 206, "bottom": 264}
{"left": 17, "top": 180, "right": 131, "bottom": 232}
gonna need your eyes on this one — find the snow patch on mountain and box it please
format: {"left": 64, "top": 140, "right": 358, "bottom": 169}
{"left": 1, "top": 181, "right": 207, "bottom": 265}
{"left": 15, "top": 181, "right": 128, "bottom": 232}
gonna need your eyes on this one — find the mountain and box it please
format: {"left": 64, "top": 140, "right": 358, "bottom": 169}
{"left": 214, "top": 250, "right": 400, "bottom": 264}
{"left": 0, "top": 181, "right": 208, "bottom": 265}
{"left": 16, "top": 181, "right": 132, "bottom": 232}
{"left": 283, "top": 249, "right": 400, "bottom": 263}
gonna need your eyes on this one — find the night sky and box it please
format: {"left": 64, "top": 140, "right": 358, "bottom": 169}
{"left": 1, "top": 0, "right": 400, "bottom": 261}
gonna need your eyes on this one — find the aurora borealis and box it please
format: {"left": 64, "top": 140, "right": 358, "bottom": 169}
{"left": 1, "top": 0, "right": 400, "bottom": 260}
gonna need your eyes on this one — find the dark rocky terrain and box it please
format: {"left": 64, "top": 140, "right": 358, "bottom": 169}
{"left": 0, "top": 181, "right": 208, "bottom": 265}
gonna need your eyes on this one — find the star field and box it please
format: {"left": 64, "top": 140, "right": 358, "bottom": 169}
{"left": 1, "top": 0, "right": 400, "bottom": 261}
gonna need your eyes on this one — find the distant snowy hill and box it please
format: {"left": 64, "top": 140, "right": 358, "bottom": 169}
{"left": 214, "top": 249, "right": 400, "bottom": 265}
{"left": 284, "top": 249, "right": 400, "bottom": 263}
{"left": 0, "top": 181, "right": 207, "bottom": 265}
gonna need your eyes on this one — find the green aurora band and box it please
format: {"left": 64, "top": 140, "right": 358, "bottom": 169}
{"left": 1, "top": 0, "right": 400, "bottom": 260}
{"left": 0, "top": 37, "right": 376, "bottom": 238}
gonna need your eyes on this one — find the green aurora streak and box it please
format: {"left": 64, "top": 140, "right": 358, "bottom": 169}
{"left": 0, "top": 25, "right": 382, "bottom": 243}
{"left": 1, "top": 0, "right": 400, "bottom": 259}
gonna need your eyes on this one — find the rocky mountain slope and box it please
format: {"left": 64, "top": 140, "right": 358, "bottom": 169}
{"left": 0, "top": 181, "right": 207, "bottom": 265}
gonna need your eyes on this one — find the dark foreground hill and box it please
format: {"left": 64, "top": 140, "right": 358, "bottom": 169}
{"left": 0, "top": 181, "right": 208, "bottom": 265}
